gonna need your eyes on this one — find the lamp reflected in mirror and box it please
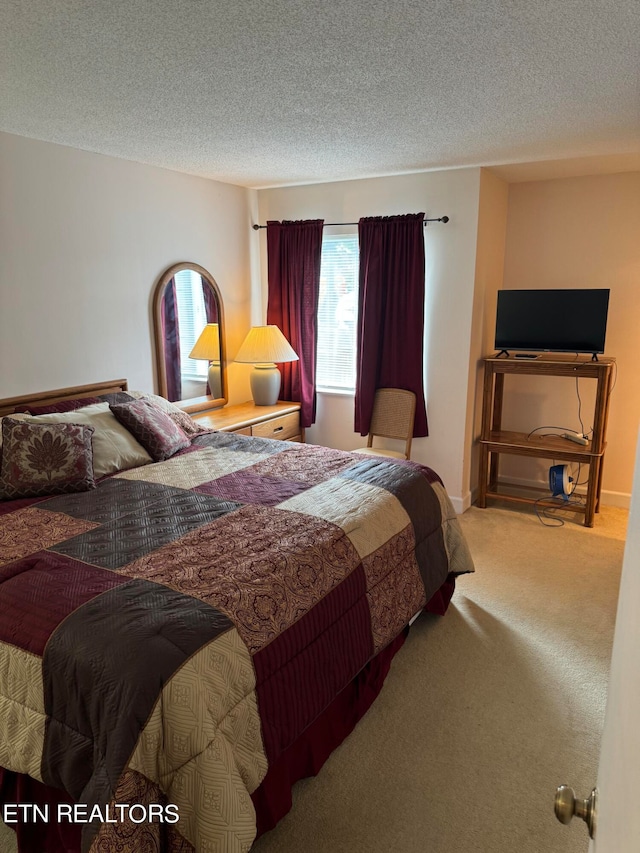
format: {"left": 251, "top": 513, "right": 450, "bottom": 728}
{"left": 189, "top": 324, "right": 222, "bottom": 400}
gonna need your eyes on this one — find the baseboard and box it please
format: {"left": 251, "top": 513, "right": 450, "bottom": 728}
{"left": 450, "top": 492, "right": 472, "bottom": 515}
{"left": 600, "top": 490, "right": 633, "bottom": 509}
{"left": 473, "top": 474, "right": 631, "bottom": 510}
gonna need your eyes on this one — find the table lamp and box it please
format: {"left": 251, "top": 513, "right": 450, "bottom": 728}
{"left": 234, "top": 325, "right": 298, "bottom": 405}
{"left": 189, "top": 324, "right": 221, "bottom": 396}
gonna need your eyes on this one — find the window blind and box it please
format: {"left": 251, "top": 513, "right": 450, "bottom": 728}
{"left": 174, "top": 269, "right": 209, "bottom": 378}
{"left": 316, "top": 235, "right": 359, "bottom": 392}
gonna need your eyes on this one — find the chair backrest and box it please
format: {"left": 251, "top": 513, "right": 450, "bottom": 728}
{"left": 368, "top": 388, "right": 416, "bottom": 458}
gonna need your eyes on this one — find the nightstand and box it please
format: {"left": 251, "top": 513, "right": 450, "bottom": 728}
{"left": 181, "top": 400, "right": 304, "bottom": 443}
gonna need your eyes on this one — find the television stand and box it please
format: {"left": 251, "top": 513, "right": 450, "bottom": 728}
{"left": 495, "top": 350, "right": 541, "bottom": 359}
{"left": 477, "top": 354, "right": 615, "bottom": 526}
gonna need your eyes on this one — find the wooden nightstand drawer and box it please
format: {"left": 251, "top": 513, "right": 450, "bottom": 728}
{"left": 251, "top": 411, "right": 300, "bottom": 440}
{"left": 232, "top": 426, "right": 253, "bottom": 436}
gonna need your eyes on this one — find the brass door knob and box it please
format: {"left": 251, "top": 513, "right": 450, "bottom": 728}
{"left": 554, "top": 785, "right": 597, "bottom": 839}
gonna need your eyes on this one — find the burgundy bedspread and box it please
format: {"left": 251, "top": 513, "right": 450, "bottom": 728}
{"left": 0, "top": 432, "right": 474, "bottom": 852}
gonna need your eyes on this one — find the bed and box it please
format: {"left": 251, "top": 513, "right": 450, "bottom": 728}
{"left": 0, "top": 380, "right": 474, "bottom": 853}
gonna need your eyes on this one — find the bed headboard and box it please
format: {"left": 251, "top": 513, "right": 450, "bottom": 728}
{"left": 0, "top": 379, "right": 129, "bottom": 418}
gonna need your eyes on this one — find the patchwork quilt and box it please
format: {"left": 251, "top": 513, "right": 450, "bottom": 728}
{"left": 0, "top": 431, "right": 474, "bottom": 852}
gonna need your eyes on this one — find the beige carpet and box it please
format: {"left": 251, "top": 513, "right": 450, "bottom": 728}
{"left": 0, "top": 504, "right": 626, "bottom": 853}
{"left": 252, "top": 504, "right": 626, "bottom": 853}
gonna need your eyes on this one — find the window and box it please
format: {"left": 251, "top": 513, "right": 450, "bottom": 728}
{"left": 316, "top": 235, "right": 359, "bottom": 392}
{"left": 174, "top": 269, "right": 208, "bottom": 379}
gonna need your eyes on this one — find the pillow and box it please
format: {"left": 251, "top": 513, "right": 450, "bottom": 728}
{"left": 97, "top": 392, "right": 136, "bottom": 406}
{"left": 19, "top": 403, "right": 152, "bottom": 477}
{"left": 15, "top": 391, "right": 136, "bottom": 415}
{"left": 14, "top": 396, "right": 102, "bottom": 414}
{"left": 0, "top": 418, "right": 95, "bottom": 499}
{"left": 128, "top": 392, "right": 209, "bottom": 437}
{"left": 165, "top": 407, "right": 211, "bottom": 437}
{"left": 109, "top": 399, "right": 191, "bottom": 461}
{"left": 0, "top": 413, "right": 28, "bottom": 449}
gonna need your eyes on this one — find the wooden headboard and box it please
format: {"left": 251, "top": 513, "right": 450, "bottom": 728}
{"left": 0, "top": 379, "right": 128, "bottom": 418}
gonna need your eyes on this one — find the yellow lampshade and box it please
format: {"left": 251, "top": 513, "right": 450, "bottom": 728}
{"left": 234, "top": 326, "right": 298, "bottom": 365}
{"left": 189, "top": 324, "right": 220, "bottom": 361}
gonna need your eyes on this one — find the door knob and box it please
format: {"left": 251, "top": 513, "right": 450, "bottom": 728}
{"left": 554, "top": 785, "right": 597, "bottom": 839}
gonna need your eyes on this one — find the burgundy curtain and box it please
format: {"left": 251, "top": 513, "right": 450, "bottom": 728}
{"left": 355, "top": 213, "right": 428, "bottom": 436}
{"left": 161, "top": 279, "right": 181, "bottom": 402}
{"left": 201, "top": 280, "right": 218, "bottom": 395}
{"left": 266, "top": 219, "right": 324, "bottom": 428}
{"left": 201, "top": 280, "right": 218, "bottom": 323}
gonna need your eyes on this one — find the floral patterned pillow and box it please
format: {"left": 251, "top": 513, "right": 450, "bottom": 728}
{"left": 163, "top": 406, "right": 210, "bottom": 437}
{"left": 109, "top": 399, "right": 191, "bottom": 462}
{"left": 0, "top": 418, "right": 96, "bottom": 499}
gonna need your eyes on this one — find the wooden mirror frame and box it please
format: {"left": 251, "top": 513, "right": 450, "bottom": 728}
{"left": 152, "top": 262, "right": 227, "bottom": 409}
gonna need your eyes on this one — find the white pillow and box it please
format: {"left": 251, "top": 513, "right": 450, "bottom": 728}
{"left": 20, "top": 403, "right": 152, "bottom": 477}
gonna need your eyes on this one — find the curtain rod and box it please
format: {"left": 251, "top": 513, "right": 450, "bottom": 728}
{"left": 252, "top": 215, "right": 449, "bottom": 231}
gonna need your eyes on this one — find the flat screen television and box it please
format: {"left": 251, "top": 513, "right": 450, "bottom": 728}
{"left": 495, "top": 288, "right": 610, "bottom": 355}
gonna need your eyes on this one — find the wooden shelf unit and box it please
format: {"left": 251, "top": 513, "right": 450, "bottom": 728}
{"left": 477, "top": 355, "right": 615, "bottom": 527}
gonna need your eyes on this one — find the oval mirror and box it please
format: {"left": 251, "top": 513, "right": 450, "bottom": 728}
{"left": 152, "top": 262, "right": 227, "bottom": 406}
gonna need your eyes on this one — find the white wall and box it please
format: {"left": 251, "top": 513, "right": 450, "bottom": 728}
{"left": 468, "top": 170, "right": 509, "bottom": 494}
{"left": 257, "top": 169, "right": 482, "bottom": 508}
{"left": 5, "top": 132, "right": 633, "bottom": 509}
{"left": 593, "top": 428, "right": 640, "bottom": 852}
{"left": 499, "top": 172, "right": 640, "bottom": 505}
{"left": 0, "top": 132, "right": 256, "bottom": 404}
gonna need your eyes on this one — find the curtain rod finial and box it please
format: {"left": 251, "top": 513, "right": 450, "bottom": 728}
{"left": 441, "top": 216, "right": 449, "bottom": 224}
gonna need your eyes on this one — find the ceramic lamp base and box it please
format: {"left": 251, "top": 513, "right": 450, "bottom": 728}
{"left": 207, "top": 362, "right": 222, "bottom": 399}
{"left": 250, "top": 364, "right": 281, "bottom": 406}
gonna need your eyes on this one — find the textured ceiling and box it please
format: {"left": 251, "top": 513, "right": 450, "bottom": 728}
{"left": 1, "top": 0, "right": 639, "bottom": 188}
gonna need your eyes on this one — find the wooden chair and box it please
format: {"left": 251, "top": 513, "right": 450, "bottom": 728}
{"left": 353, "top": 388, "right": 416, "bottom": 460}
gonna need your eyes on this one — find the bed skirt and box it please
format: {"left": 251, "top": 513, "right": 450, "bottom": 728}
{"left": 0, "top": 575, "right": 455, "bottom": 852}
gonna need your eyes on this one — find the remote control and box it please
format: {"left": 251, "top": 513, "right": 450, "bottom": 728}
{"left": 562, "top": 432, "right": 589, "bottom": 446}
